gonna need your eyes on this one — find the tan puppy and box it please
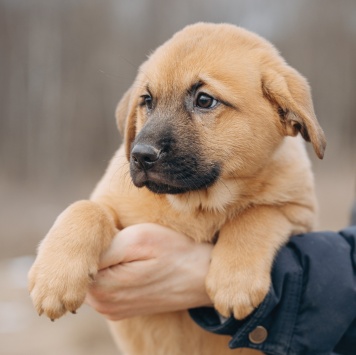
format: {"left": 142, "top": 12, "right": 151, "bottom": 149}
{"left": 29, "top": 23, "right": 326, "bottom": 355}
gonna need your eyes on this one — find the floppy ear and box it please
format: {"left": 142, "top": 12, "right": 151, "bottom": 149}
{"left": 115, "top": 88, "right": 137, "bottom": 160}
{"left": 262, "top": 66, "right": 326, "bottom": 159}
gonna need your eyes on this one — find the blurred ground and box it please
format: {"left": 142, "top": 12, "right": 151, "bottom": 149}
{"left": 1, "top": 0, "right": 355, "bottom": 354}
{"left": 0, "top": 256, "right": 118, "bottom": 355}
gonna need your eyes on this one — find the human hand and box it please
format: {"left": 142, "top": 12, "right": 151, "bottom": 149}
{"left": 85, "top": 223, "right": 213, "bottom": 320}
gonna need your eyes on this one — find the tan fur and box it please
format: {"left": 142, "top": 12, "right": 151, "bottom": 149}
{"left": 28, "top": 23, "right": 325, "bottom": 354}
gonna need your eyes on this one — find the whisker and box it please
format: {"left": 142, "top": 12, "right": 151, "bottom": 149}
{"left": 98, "top": 69, "right": 134, "bottom": 81}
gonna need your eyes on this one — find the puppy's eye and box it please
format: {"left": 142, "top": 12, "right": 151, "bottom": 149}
{"left": 140, "top": 95, "right": 153, "bottom": 110}
{"left": 195, "top": 93, "right": 218, "bottom": 109}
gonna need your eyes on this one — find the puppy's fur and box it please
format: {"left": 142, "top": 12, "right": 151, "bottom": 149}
{"left": 29, "top": 23, "right": 325, "bottom": 355}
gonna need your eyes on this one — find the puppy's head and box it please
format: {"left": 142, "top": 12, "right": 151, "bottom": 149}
{"left": 116, "top": 23, "right": 326, "bottom": 200}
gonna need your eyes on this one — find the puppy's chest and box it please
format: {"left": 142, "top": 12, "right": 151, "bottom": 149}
{"left": 159, "top": 209, "right": 224, "bottom": 243}
{"left": 117, "top": 188, "right": 226, "bottom": 243}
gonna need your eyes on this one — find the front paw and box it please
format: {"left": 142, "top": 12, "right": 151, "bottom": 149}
{"left": 206, "top": 264, "right": 270, "bottom": 320}
{"left": 28, "top": 255, "right": 97, "bottom": 320}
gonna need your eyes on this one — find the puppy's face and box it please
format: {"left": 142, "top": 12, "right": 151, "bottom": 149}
{"left": 117, "top": 23, "right": 326, "bottom": 202}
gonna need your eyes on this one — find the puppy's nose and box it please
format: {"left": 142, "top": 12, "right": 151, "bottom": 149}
{"left": 131, "top": 144, "right": 161, "bottom": 170}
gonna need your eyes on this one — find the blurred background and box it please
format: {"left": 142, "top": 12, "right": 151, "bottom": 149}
{"left": 1, "top": 0, "right": 355, "bottom": 354}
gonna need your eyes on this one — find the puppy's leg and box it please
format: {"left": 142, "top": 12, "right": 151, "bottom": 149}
{"left": 28, "top": 200, "right": 117, "bottom": 320}
{"left": 206, "top": 205, "right": 310, "bottom": 320}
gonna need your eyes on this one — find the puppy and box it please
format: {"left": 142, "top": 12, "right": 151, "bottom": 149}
{"left": 29, "top": 23, "right": 326, "bottom": 355}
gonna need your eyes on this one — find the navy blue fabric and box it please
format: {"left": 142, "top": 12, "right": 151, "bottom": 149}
{"left": 189, "top": 226, "right": 356, "bottom": 355}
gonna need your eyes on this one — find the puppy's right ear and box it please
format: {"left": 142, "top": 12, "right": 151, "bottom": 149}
{"left": 262, "top": 66, "right": 326, "bottom": 159}
{"left": 115, "top": 88, "right": 137, "bottom": 161}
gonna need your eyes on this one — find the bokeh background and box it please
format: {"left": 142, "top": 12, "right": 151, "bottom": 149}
{"left": 1, "top": 0, "right": 355, "bottom": 354}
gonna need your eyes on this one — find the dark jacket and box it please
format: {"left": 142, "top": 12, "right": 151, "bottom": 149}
{"left": 190, "top": 226, "right": 356, "bottom": 355}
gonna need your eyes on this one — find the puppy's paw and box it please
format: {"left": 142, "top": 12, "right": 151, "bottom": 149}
{"left": 28, "top": 255, "right": 97, "bottom": 320}
{"left": 206, "top": 264, "right": 270, "bottom": 320}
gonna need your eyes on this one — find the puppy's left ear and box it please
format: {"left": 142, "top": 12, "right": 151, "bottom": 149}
{"left": 115, "top": 88, "right": 137, "bottom": 161}
{"left": 262, "top": 66, "right": 326, "bottom": 159}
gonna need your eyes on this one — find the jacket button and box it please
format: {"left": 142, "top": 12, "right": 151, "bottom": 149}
{"left": 248, "top": 326, "right": 268, "bottom": 344}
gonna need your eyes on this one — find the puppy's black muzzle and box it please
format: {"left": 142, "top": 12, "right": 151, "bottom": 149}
{"left": 129, "top": 120, "right": 220, "bottom": 195}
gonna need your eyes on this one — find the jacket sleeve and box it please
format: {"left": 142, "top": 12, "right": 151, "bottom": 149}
{"left": 189, "top": 226, "right": 356, "bottom": 355}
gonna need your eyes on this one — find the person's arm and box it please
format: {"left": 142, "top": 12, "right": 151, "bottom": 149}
{"left": 190, "top": 226, "right": 356, "bottom": 355}
{"left": 86, "top": 224, "right": 356, "bottom": 355}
